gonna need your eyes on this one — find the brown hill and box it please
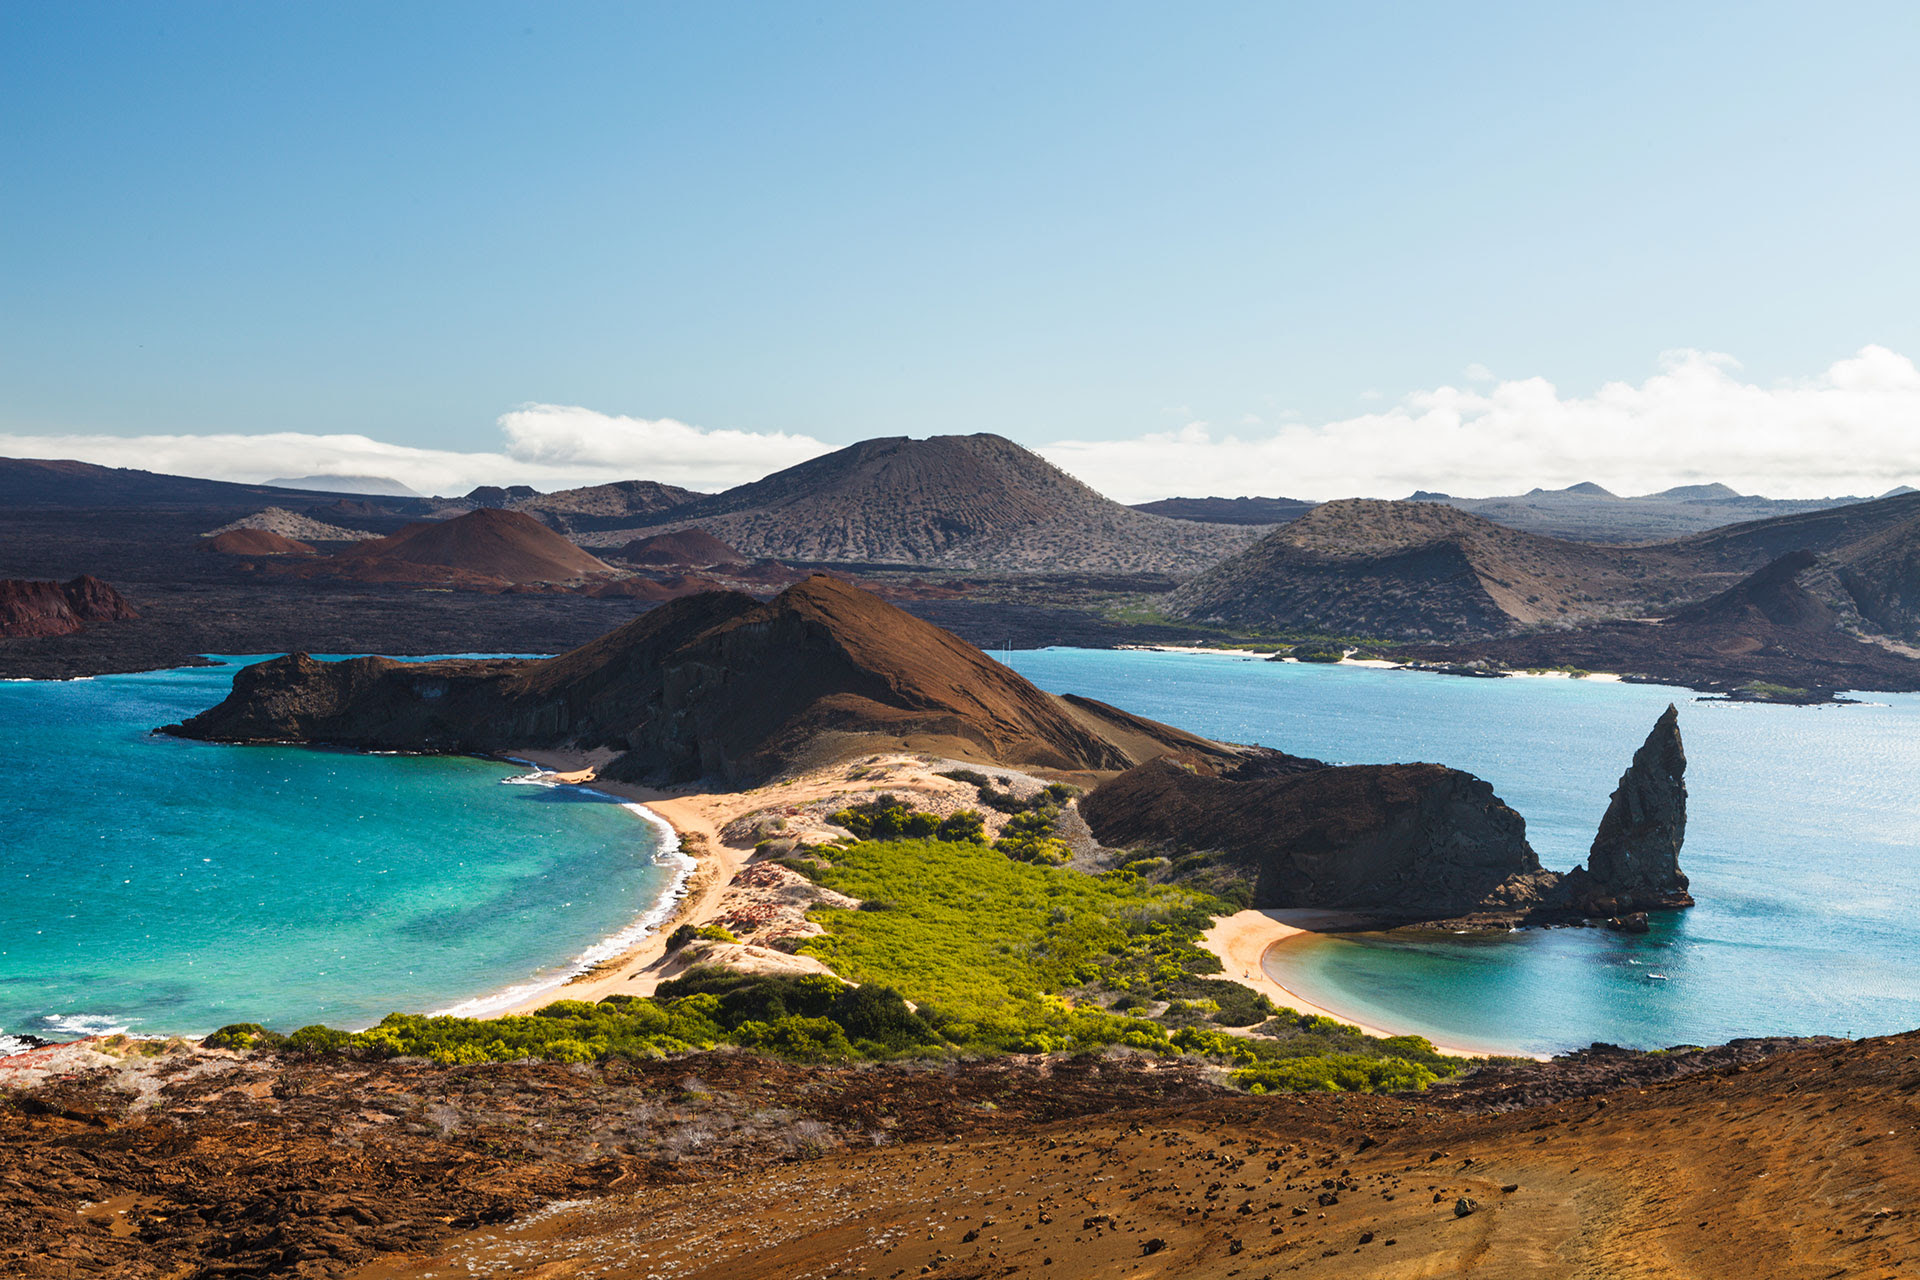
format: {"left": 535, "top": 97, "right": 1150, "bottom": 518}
{"left": 617, "top": 527, "right": 742, "bottom": 567}
{"left": 330, "top": 508, "right": 615, "bottom": 585}
{"left": 1165, "top": 499, "right": 1705, "bottom": 640}
{"left": 167, "top": 575, "right": 1233, "bottom": 783}
{"left": 198, "top": 528, "right": 316, "bottom": 556}
{"left": 595, "top": 434, "right": 1263, "bottom": 574}
{"left": 0, "top": 576, "right": 138, "bottom": 639}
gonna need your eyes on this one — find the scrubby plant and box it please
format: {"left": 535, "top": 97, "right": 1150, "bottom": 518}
{"left": 666, "top": 923, "right": 739, "bottom": 951}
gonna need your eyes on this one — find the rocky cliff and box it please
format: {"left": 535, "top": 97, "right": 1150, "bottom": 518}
{"left": 166, "top": 575, "right": 1237, "bottom": 784}
{"left": 1079, "top": 755, "right": 1563, "bottom": 918}
{"left": 1564, "top": 704, "right": 1692, "bottom": 913}
{"left": 0, "top": 576, "right": 139, "bottom": 639}
{"left": 1081, "top": 708, "right": 1692, "bottom": 923}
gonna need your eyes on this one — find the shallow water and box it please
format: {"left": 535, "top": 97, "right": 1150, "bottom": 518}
{"left": 1003, "top": 649, "right": 1920, "bottom": 1055}
{"left": 0, "top": 658, "right": 681, "bottom": 1045}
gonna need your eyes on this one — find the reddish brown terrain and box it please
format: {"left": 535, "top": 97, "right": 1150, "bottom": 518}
{"left": 3, "top": 1032, "right": 1915, "bottom": 1278}
{"left": 199, "top": 528, "right": 318, "bottom": 556}
{"left": 167, "top": 574, "right": 1235, "bottom": 783}
{"left": 615, "top": 527, "right": 743, "bottom": 566}
{"left": 323, "top": 508, "right": 615, "bottom": 586}
{"left": 0, "top": 575, "right": 138, "bottom": 638}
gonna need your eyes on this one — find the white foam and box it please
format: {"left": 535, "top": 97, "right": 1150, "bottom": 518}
{"left": 37, "top": 1013, "right": 133, "bottom": 1037}
{"left": 427, "top": 768, "right": 695, "bottom": 1019}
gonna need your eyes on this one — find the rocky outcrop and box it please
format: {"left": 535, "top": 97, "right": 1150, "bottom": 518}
{"left": 0, "top": 576, "right": 138, "bottom": 639}
{"left": 1080, "top": 756, "right": 1563, "bottom": 919}
{"left": 1081, "top": 708, "right": 1694, "bottom": 924}
{"left": 166, "top": 575, "right": 1239, "bottom": 784}
{"left": 1565, "top": 704, "right": 1692, "bottom": 913}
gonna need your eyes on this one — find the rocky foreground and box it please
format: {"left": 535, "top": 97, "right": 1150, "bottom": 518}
{"left": 2, "top": 1031, "right": 1915, "bottom": 1278}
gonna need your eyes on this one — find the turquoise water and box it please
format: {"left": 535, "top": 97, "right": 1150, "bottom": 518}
{"left": 1004, "top": 649, "right": 1920, "bottom": 1056}
{"left": 0, "top": 658, "right": 683, "bottom": 1050}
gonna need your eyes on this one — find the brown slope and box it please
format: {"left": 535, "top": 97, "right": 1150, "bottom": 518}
{"left": 599, "top": 434, "right": 1263, "bottom": 574}
{"left": 167, "top": 574, "right": 1237, "bottom": 783}
{"left": 616, "top": 527, "right": 742, "bottom": 566}
{"left": 332, "top": 508, "right": 614, "bottom": 583}
{"left": 198, "top": 528, "right": 316, "bottom": 556}
{"left": 1165, "top": 498, "right": 1705, "bottom": 640}
{"left": 0, "top": 576, "right": 138, "bottom": 639}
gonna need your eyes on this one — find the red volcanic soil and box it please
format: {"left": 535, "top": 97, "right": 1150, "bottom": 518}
{"left": 0, "top": 575, "right": 138, "bottom": 639}
{"left": 4, "top": 1033, "right": 1917, "bottom": 1278}
{"left": 197, "top": 528, "right": 317, "bottom": 556}
{"left": 326, "top": 508, "right": 616, "bottom": 586}
{"left": 616, "top": 527, "right": 742, "bottom": 566}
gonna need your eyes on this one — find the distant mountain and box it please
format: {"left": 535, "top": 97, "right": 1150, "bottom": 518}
{"left": 1164, "top": 499, "right": 1705, "bottom": 640}
{"left": 512, "top": 480, "right": 709, "bottom": 532}
{"left": 1412, "top": 482, "right": 1870, "bottom": 543}
{"left": 1166, "top": 490, "right": 1920, "bottom": 665}
{"left": 0, "top": 457, "right": 324, "bottom": 509}
{"left": 590, "top": 434, "right": 1263, "bottom": 574}
{"left": 266, "top": 474, "right": 421, "bottom": 497}
{"left": 1128, "top": 496, "right": 1317, "bottom": 526}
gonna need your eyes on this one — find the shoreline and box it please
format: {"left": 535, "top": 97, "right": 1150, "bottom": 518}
{"left": 472, "top": 761, "right": 1530, "bottom": 1062}
{"left": 1199, "top": 909, "right": 1539, "bottom": 1060}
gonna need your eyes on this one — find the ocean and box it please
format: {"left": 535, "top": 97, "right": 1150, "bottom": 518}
{"left": 0, "top": 657, "right": 685, "bottom": 1052}
{"left": 1003, "top": 648, "right": 1920, "bottom": 1056}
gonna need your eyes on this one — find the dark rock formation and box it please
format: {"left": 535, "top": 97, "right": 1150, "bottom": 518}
{"left": 1082, "top": 708, "right": 1694, "bottom": 924}
{"left": 166, "top": 575, "right": 1236, "bottom": 785}
{"left": 1566, "top": 704, "right": 1692, "bottom": 913}
{"left": 0, "top": 575, "right": 138, "bottom": 639}
{"left": 1080, "top": 756, "right": 1562, "bottom": 919}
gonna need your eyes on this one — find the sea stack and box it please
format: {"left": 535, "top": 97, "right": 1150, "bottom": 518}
{"left": 1578, "top": 704, "right": 1692, "bottom": 913}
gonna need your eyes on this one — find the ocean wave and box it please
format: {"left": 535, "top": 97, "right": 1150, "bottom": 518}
{"left": 37, "top": 1012, "right": 133, "bottom": 1037}
{"left": 428, "top": 769, "right": 695, "bottom": 1019}
{"left": 0, "top": 1031, "right": 28, "bottom": 1057}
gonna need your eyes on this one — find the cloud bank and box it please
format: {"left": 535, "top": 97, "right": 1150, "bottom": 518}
{"left": 2, "top": 348, "right": 1916, "bottom": 503}
{"left": 0, "top": 405, "right": 832, "bottom": 497}
{"left": 1041, "top": 346, "right": 1920, "bottom": 504}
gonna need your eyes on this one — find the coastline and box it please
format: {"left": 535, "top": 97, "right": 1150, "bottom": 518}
{"left": 1200, "top": 909, "right": 1535, "bottom": 1060}
{"left": 474, "top": 758, "right": 1521, "bottom": 1063}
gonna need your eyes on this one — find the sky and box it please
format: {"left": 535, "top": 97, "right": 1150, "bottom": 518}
{"left": 3, "top": 2, "right": 1919, "bottom": 501}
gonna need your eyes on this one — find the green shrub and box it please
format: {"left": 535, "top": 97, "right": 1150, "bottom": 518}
{"left": 202, "top": 1022, "right": 287, "bottom": 1052}
{"left": 666, "top": 923, "right": 739, "bottom": 950}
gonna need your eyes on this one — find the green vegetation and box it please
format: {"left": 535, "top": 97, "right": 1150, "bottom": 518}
{"left": 1735, "top": 681, "right": 1814, "bottom": 703}
{"left": 829, "top": 793, "right": 986, "bottom": 843}
{"left": 1288, "top": 643, "right": 1346, "bottom": 663}
{"left": 201, "top": 833, "right": 1467, "bottom": 1094}
{"left": 666, "top": 922, "right": 739, "bottom": 950}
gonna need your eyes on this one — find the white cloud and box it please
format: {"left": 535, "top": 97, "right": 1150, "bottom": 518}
{"left": 1039, "top": 346, "right": 1920, "bottom": 503}
{"left": 5, "top": 347, "right": 1919, "bottom": 506}
{"left": 0, "top": 406, "right": 831, "bottom": 497}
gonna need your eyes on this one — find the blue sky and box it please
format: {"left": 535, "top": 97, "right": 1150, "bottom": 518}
{"left": 4, "top": 2, "right": 1919, "bottom": 499}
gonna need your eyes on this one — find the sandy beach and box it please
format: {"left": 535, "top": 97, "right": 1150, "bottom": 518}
{"left": 480, "top": 752, "right": 1513, "bottom": 1061}
{"left": 1199, "top": 908, "right": 1514, "bottom": 1059}
{"left": 491, "top": 749, "right": 1001, "bottom": 1014}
